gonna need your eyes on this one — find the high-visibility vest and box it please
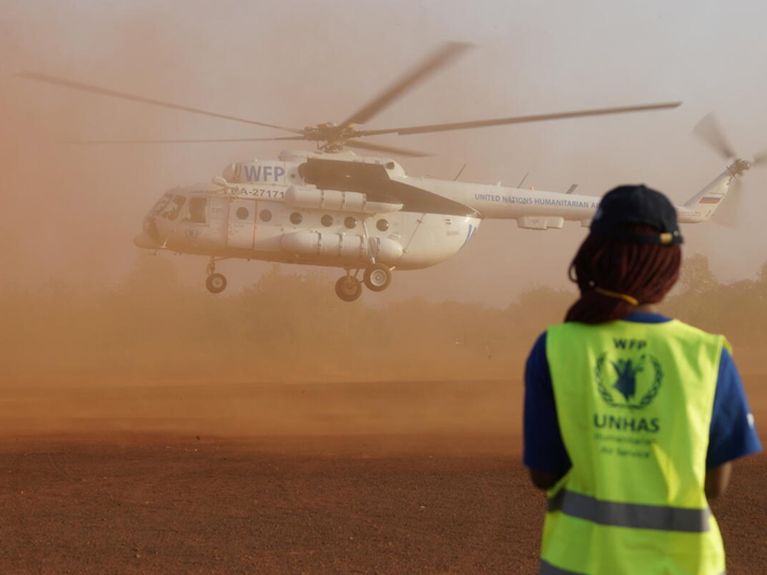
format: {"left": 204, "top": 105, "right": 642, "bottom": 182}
{"left": 541, "top": 319, "right": 727, "bottom": 575}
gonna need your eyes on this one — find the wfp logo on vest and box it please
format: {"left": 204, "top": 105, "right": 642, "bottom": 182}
{"left": 594, "top": 339, "right": 663, "bottom": 411}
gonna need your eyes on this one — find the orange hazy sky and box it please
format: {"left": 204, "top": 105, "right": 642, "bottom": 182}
{"left": 1, "top": 0, "right": 766, "bottom": 305}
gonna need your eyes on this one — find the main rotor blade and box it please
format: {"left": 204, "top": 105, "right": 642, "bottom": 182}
{"left": 357, "top": 101, "right": 682, "bottom": 137}
{"left": 75, "top": 136, "right": 307, "bottom": 145}
{"left": 17, "top": 72, "right": 302, "bottom": 133}
{"left": 693, "top": 113, "right": 736, "bottom": 160}
{"left": 338, "top": 42, "right": 471, "bottom": 129}
{"left": 344, "top": 139, "right": 429, "bottom": 157}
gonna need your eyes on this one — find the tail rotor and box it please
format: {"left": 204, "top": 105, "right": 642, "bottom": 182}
{"left": 693, "top": 114, "right": 766, "bottom": 226}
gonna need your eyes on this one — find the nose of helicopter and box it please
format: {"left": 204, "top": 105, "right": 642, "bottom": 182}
{"left": 134, "top": 216, "right": 162, "bottom": 249}
{"left": 133, "top": 231, "right": 159, "bottom": 249}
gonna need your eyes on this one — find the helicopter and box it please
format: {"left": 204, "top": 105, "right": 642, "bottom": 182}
{"left": 17, "top": 43, "right": 762, "bottom": 301}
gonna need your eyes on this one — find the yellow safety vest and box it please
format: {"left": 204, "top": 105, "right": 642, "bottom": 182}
{"left": 541, "top": 319, "right": 727, "bottom": 575}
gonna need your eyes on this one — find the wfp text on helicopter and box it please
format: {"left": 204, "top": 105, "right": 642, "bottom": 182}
{"left": 18, "top": 43, "right": 764, "bottom": 301}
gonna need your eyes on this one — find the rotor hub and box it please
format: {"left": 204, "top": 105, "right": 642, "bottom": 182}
{"left": 303, "top": 123, "right": 360, "bottom": 151}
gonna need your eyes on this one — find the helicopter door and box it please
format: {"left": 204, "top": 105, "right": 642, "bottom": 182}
{"left": 227, "top": 199, "right": 257, "bottom": 249}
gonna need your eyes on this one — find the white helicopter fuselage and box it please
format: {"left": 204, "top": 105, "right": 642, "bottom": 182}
{"left": 135, "top": 150, "right": 742, "bottom": 299}
{"left": 137, "top": 151, "right": 485, "bottom": 272}
{"left": 142, "top": 188, "right": 480, "bottom": 271}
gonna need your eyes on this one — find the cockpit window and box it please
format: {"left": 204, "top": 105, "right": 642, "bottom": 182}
{"left": 151, "top": 193, "right": 172, "bottom": 215}
{"left": 187, "top": 197, "right": 207, "bottom": 223}
{"left": 162, "top": 195, "right": 186, "bottom": 220}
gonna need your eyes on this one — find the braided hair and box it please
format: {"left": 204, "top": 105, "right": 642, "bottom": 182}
{"left": 565, "top": 225, "right": 681, "bottom": 324}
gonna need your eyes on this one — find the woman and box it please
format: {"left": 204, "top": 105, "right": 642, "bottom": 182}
{"left": 523, "top": 185, "right": 761, "bottom": 575}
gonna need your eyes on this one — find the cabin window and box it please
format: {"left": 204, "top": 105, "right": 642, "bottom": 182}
{"left": 259, "top": 209, "right": 272, "bottom": 222}
{"left": 344, "top": 216, "right": 357, "bottom": 229}
{"left": 236, "top": 207, "right": 250, "bottom": 220}
{"left": 376, "top": 218, "right": 389, "bottom": 232}
{"left": 321, "top": 214, "right": 334, "bottom": 227}
{"left": 290, "top": 212, "right": 303, "bottom": 225}
{"left": 187, "top": 197, "right": 207, "bottom": 223}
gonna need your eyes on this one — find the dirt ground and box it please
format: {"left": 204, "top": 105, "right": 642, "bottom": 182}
{"left": 0, "top": 378, "right": 764, "bottom": 574}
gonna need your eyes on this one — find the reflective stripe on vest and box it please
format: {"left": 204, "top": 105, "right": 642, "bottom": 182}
{"left": 548, "top": 488, "right": 711, "bottom": 532}
{"left": 540, "top": 559, "right": 584, "bottom": 575}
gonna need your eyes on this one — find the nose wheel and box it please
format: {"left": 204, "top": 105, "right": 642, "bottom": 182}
{"left": 205, "top": 258, "right": 227, "bottom": 294}
{"left": 206, "top": 272, "right": 227, "bottom": 294}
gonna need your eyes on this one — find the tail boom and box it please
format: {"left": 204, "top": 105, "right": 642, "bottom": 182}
{"left": 678, "top": 159, "right": 749, "bottom": 223}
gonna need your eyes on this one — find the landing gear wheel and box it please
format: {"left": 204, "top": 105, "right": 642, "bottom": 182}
{"left": 363, "top": 264, "right": 392, "bottom": 292}
{"left": 206, "top": 273, "right": 227, "bottom": 294}
{"left": 335, "top": 276, "right": 362, "bottom": 302}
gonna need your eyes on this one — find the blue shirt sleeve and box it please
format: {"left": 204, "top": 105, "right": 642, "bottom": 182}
{"left": 706, "top": 347, "right": 763, "bottom": 468}
{"left": 523, "top": 332, "right": 571, "bottom": 474}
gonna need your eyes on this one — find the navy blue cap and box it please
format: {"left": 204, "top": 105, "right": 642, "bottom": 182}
{"left": 591, "top": 184, "right": 683, "bottom": 245}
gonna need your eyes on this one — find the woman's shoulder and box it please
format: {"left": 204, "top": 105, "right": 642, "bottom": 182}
{"left": 663, "top": 318, "right": 728, "bottom": 345}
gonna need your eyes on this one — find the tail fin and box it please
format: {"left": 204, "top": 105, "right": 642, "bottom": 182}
{"left": 681, "top": 159, "right": 749, "bottom": 222}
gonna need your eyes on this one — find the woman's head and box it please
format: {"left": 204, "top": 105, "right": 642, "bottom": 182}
{"left": 566, "top": 185, "right": 683, "bottom": 324}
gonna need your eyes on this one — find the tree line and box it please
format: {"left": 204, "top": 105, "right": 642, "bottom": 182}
{"left": 1, "top": 254, "right": 764, "bottom": 382}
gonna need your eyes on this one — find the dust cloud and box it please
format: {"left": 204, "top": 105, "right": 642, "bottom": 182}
{"left": 0, "top": 258, "right": 572, "bottom": 440}
{"left": 1, "top": 256, "right": 766, "bottom": 441}
{"left": 0, "top": 3, "right": 561, "bottom": 441}
{"left": 1, "top": 2, "right": 766, "bottom": 443}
